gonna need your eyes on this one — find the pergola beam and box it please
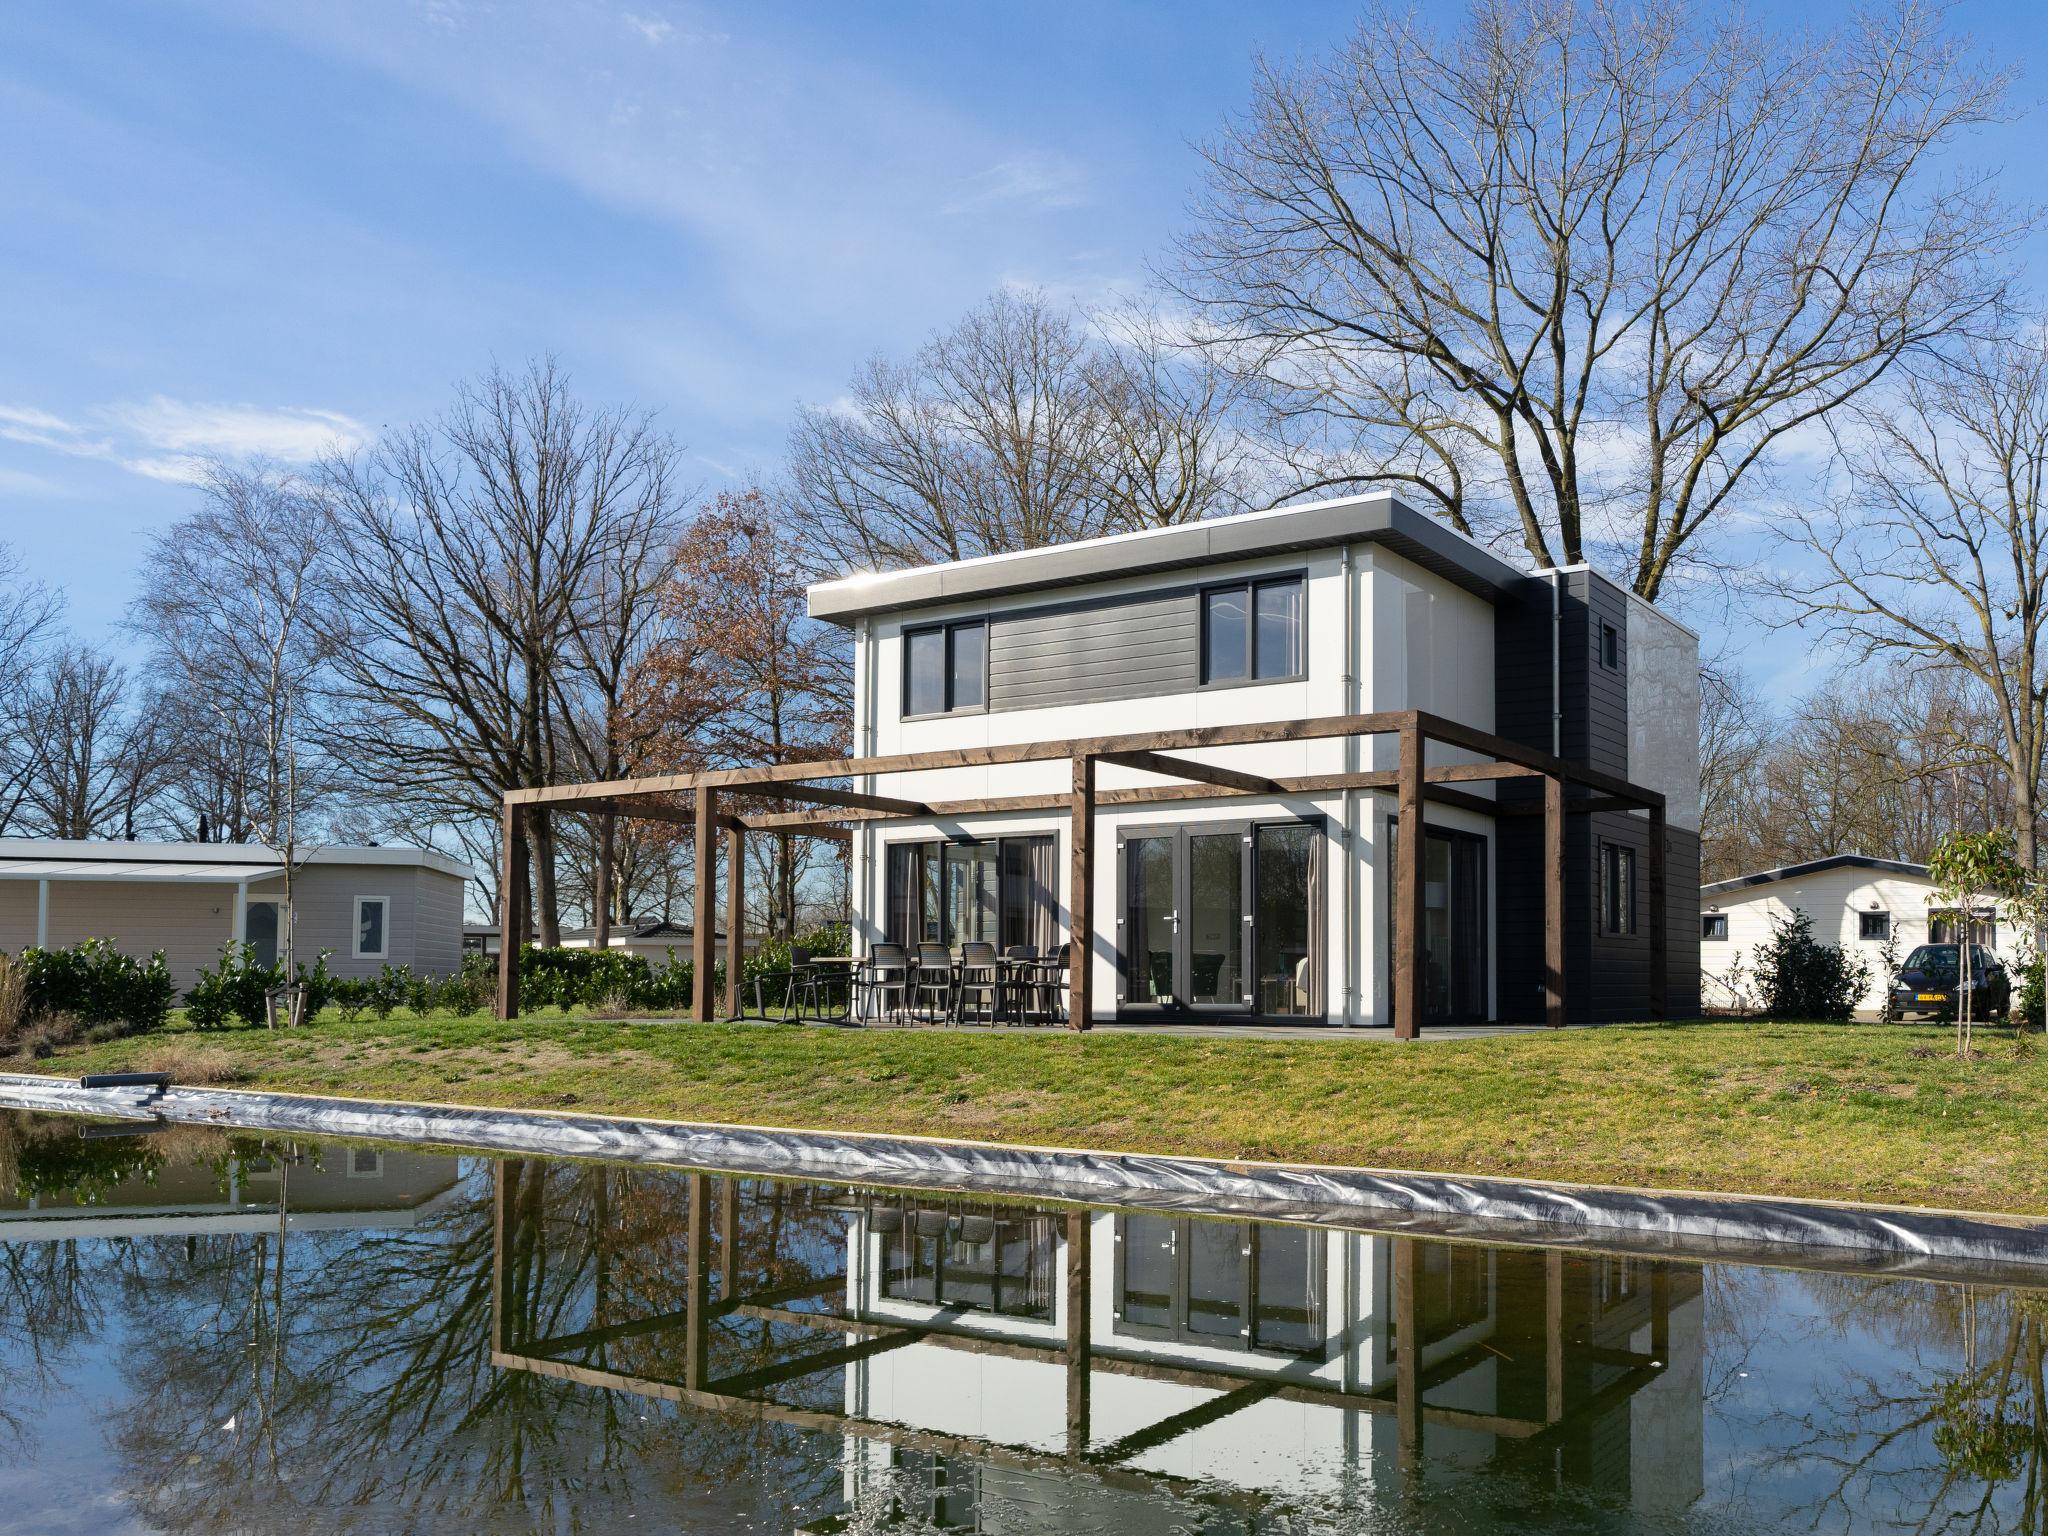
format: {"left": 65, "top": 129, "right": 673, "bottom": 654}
{"left": 1094, "top": 749, "right": 1281, "bottom": 795}
{"left": 755, "top": 782, "right": 931, "bottom": 817}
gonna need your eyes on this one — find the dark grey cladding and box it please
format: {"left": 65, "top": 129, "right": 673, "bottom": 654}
{"left": 5, "top": 1072, "right": 2042, "bottom": 1279}
{"left": 806, "top": 493, "right": 1527, "bottom": 625}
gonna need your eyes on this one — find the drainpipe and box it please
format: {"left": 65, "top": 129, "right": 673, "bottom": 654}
{"left": 858, "top": 616, "right": 877, "bottom": 956}
{"left": 35, "top": 878, "right": 48, "bottom": 949}
{"left": 1549, "top": 569, "right": 1563, "bottom": 758}
{"left": 1341, "top": 544, "right": 1359, "bottom": 1026}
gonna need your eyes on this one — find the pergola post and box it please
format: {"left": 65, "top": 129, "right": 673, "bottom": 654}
{"left": 724, "top": 820, "right": 746, "bottom": 1019}
{"left": 1068, "top": 753, "right": 1095, "bottom": 1031}
{"left": 592, "top": 811, "right": 615, "bottom": 951}
{"left": 1544, "top": 775, "right": 1565, "bottom": 1029}
{"left": 1064, "top": 1210, "right": 1091, "bottom": 1458}
{"left": 1393, "top": 721, "right": 1424, "bottom": 1040}
{"left": 1393, "top": 1236, "right": 1421, "bottom": 1467}
{"left": 497, "top": 801, "right": 526, "bottom": 1020}
{"left": 684, "top": 1171, "right": 710, "bottom": 1392}
{"left": 1544, "top": 1248, "right": 1566, "bottom": 1423}
{"left": 692, "top": 785, "right": 717, "bottom": 1023}
{"left": 1648, "top": 802, "right": 1668, "bottom": 1020}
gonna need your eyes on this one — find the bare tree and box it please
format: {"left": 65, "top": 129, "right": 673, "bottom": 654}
{"left": 0, "top": 544, "right": 63, "bottom": 835}
{"left": 315, "top": 359, "right": 690, "bottom": 946}
{"left": 15, "top": 645, "right": 164, "bottom": 839}
{"left": 789, "top": 288, "right": 1259, "bottom": 575}
{"left": 1174, "top": 0, "right": 2018, "bottom": 598}
{"left": 1776, "top": 330, "right": 2048, "bottom": 879}
{"left": 129, "top": 457, "right": 334, "bottom": 952}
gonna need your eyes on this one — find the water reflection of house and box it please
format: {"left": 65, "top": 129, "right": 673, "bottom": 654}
{"left": 0, "top": 1140, "right": 463, "bottom": 1242}
{"left": 490, "top": 1166, "right": 1705, "bottom": 1527}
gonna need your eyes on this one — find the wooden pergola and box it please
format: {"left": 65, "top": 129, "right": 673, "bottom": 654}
{"left": 497, "top": 708, "right": 1668, "bottom": 1036}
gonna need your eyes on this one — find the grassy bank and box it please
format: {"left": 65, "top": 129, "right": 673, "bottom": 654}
{"left": 11, "top": 1013, "right": 2048, "bottom": 1216}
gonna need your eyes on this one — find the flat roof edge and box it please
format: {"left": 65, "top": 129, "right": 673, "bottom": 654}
{"left": 805, "top": 493, "right": 1533, "bottom": 623}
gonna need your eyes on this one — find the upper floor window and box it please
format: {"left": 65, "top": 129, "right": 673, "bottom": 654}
{"left": 1202, "top": 575, "right": 1305, "bottom": 686}
{"left": 1600, "top": 621, "right": 1620, "bottom": 669}
{"left": 903, "top": 619, "right": 985, "bottom": 716}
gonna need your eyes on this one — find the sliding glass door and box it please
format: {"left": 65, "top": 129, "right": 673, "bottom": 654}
{"left": 1384, "top": 821, "right": 1488, "bottom": 1023}
{"left": 1119, "top": 819, "right": 1322, "bottom": 1020}
{"left": 885, "top": 836, "right": 1058, "bottom": 952}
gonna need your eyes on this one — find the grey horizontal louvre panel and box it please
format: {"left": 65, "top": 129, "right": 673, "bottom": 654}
{"left": 988, "top": 590, "right": 1199, "bottom": 711}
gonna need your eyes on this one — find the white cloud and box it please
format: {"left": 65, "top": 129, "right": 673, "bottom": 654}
{"left": 0, "top": 395, "right": 368, "bottom": 484}
{"left": 942, "top": 154, "right": 1089, "bottom": 216}
{"left": 622, "top": 11, "right": 673, "bottom": 44}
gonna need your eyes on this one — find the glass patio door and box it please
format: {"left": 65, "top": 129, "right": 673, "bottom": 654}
{"left": 1120, "top": 821, "right": 1319, "bottom": 1019}
{"left": 1386, "top": 822, "right": 1488, "bottom": 1023}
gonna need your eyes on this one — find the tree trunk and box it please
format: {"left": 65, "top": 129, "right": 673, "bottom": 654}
{"left": 513, "top": 838, "right": 533, "bottom": 950}
{"left": 530, "top": 809, "right": 562, "bottom": 947}
{"left": 777, "top": 830, "right": 795, "bottom": 938}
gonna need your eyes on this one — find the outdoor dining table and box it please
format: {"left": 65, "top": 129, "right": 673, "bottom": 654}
{"left": 834, "top": 950, "right": 1065, "bottom": 1026}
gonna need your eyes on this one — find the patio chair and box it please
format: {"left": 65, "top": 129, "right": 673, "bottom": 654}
{"left": 862, "top": 943, "right": 910, "bottom": 1023}
{"left": 911, "top": 943, "right": 955, "bottom": 1023}
{"left": 1001, "top": 945, "right": 1039, "bottom": 1024}
{"left": 956, "top": 942, "right": 1002, "bottom": 1025}
{"left": 752, "top": 944, "right": 819, "bottom": 1022}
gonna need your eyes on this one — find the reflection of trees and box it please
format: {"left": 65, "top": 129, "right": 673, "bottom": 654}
{"left": 0, "top": 1239, "right": 104, "bottom": 1459}
{"left": 99, "top": 1154, "right": 841, "bottom": 1533}
{"left": 1752, "top": 1275, "right": 2048, "bottom": 1534}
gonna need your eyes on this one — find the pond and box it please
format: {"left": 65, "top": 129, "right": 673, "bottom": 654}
{"left": 1, "top": 1105, "right": 2043, "bottom": 1534}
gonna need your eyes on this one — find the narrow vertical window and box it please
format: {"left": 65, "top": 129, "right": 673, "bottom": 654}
{"left": 905, "top": 626, "right": 947, "bottom": 715}
{"left": 354, "top": 896, "right": 389, "bottom": 959}
{"left": 1600, "top": 845, "right": 1636, "bottom": 936}
{"left": 948, "top": 620, "right": 985, "bottom": 710}
{"left": 1202, "top": 587, "right": 1247, "bottom": 682}
{"left": 1253, "top": 577, "right": 1305, "bottom": 678}
{"left": 1601, "top": 621, "right": 1620, "bottom": 669}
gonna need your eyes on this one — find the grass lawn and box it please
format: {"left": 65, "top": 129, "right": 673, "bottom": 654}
{"left": 12, "top": 1011, "right": 2048, "bottom": 1216}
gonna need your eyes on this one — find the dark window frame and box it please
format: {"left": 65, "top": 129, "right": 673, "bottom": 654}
{"left": 1858, "top": 910, "right": 1891, "bottom": 942}
{"left": 1199, "top": 573, "right": 1308, "bottom": 689}
{"left": 1702, "top": 912, "right": 1728, "bottom": 941}
{"left": 883, "top": 833, "right": 1055, "bottom": 951}
{"left": 1600, "top": 620, "right": 1621, "bottom": 670}
{"left": 1600, "top": 842, "right": 1637, "bottom": 937}
{"left": 901, "top": 618, "right": 989, "bottom": 719}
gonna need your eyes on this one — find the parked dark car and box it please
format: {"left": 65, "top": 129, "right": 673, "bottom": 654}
{"left": 1890, "top": 944, "right": 2010, "bottom": 1020}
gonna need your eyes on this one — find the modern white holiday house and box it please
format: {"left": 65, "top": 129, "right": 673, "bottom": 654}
{"left": 497, "top": 492, "right": 1703, "bottom": 1031}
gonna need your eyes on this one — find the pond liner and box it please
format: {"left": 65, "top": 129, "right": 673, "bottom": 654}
{"left": 3, "top": 1069, "right": 2046, "bottom": 1279}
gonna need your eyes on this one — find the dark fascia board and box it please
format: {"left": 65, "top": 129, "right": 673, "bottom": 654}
{"left": 805, "top": 492, "right": 1532, "bottom": 626}
{"left": 1701, "top": 854, "right": 1930, "bottom": 898}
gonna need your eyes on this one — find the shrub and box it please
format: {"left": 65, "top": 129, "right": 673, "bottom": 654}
{"left": 436, "top": 967, "right": 490, "bottom": 1017}
{"left": 184, "top": 942, "right": 277, "bottom": 1029}
{"left": 2019, "top": 956, "right": 2044, "bottom": 1032}
{"left": 369, "top": 964, "right": 412, "bottom": 1019}
{"left": 16, "top": 939, "right": 175, "bottom": 1036}
{"left": 294, "top": 951, "right": 337, "bottom": 1015}
{"left": 1754, "top": 910, "right": 1871, "bottom": 1021}
{"left": 327, "top": 976, "right": 372, "bottom": 1022}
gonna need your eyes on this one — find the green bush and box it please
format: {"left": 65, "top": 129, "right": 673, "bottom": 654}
{"left": 16, "top": 938, "right": 175, "bottom": 1035}
{"left": 1754, "top": 910, "right": 1871, "bottom": 1021}
{"left": 184, "top": 942, "right": 276, "bottom": 1029}
{"left": 327, "top": 976, "right": 372, "bottom": 1022}
{"left": 2019, "top": 956, "right": 2044, "bottom": 1032}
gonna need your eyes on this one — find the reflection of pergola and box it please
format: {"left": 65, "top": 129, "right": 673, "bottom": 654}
{"left": 499, "top": 709, "right": 1669, "bottom": 1035}
{"left": 488, "top": 1166, "right": 1676, "bottom": 1490}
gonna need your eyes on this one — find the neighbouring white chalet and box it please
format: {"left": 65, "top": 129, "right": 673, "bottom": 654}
{"left": 1700, "top": 854, "right": 2021, "bottom": 1014}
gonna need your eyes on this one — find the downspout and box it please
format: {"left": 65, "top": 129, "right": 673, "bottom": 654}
{"left": 35, "top": 878, "right": 48, "bottom": 949}
{"left": 858, "top": 616, "right": 877, "bottom": 957}
{"left": 1549, "top": 569, "right": 1563, "bottom": 757}
{"left": 1341, "top": 544, "right": 1359, "bottom": 1026}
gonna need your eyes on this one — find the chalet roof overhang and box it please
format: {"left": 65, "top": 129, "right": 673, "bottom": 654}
{"left": 804, "top": 492, "right": 1531, "bottom": 625}
{"left": 1701, "top": 854, "right": 1931, "bottom": 898}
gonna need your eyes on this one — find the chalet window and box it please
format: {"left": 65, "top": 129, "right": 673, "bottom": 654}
{"left": 1702, "top": 912, "right": 1727, "bottom": 941}
{"left": 1600, "top": 843, "right": 1636, "bottom": 936}
{"left": 903, "top": 619, "right": 986, "bottom": 716}
{"left": 1600, "top": 621, "right": 1620, "bottom": 669}
{"left": 1930, "top": 914, "right": 1997, "bottom": 949}
{"left": 354, "top": 896, "right": 389, "bottom": 959}
{"left": 885, "top": 836, "right": 1057, "bottom": 952}
{"left": 1114, "top": 1213, "right": 1325, "bottom": 1355}
{"left": 1858, "top": 911, "right": 1890, "bottom": 942}
{"left": 1202, "top": 575, "right": 1305, "bottom": 685}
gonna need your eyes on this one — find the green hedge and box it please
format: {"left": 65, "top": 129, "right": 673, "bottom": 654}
{"left": 14, "top": 938, "right": 175, "bottom": 1034}
{"left": 510, "top": 923, "right": 849, "bottom": 1013}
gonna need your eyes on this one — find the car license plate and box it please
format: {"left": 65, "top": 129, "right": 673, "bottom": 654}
{"left": 1917, "top": 992, "right": 1945, "bottom": 1003}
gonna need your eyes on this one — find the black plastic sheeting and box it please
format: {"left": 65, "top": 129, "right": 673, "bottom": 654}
{"left": 4, "top": 1071, "right": 2046, "bottom": 1284}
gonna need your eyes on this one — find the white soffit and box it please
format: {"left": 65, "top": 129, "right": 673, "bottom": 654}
{"left": 0, "top": 859, "right": 288, "bottom": 883}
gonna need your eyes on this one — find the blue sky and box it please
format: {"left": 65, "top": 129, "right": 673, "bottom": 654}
{"left": 2, "top": 0, "right": 2044, "bottom": 698}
